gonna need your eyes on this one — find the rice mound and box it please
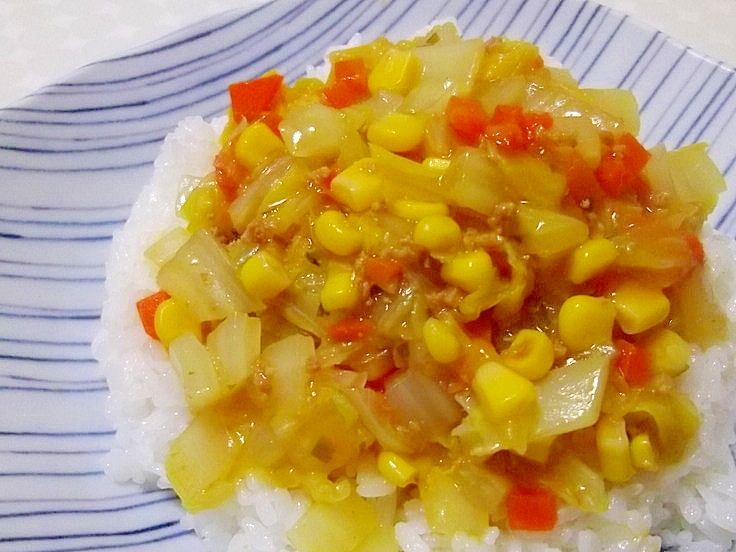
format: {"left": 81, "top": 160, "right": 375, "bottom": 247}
{"left": 93, "top": 116, "right": 736, "bottom": 552}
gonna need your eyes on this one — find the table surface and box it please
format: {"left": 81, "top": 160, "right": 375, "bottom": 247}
{"left": 0, "top": 0, "right": 734, "bottom": 109}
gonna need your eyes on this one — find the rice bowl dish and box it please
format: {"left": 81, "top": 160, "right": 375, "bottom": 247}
{"left": 93, "top": 23, "right": 736, "bottom": 552}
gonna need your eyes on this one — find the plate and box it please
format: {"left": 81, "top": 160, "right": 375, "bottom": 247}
{"left": 0, "top": 0, "right": 734, "bottom": 550}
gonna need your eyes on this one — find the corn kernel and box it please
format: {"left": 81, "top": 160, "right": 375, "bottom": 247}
{"left": 558, "top": 295, "right": 616, "bottom": 353}
{"left": 568, "top": 238, "right": 618, "bottom": 284}
{"left": 180, "top": 182, "right": 228, "bottom": 232}
{"left": 389, "top": 199, "right": 449, "bottom": 221}
{"left": 414, "top": 215, "right": 462, "bottom": 253}
{"left": 368, "top": 47, "right": 420, "bottom": 95}
{"left": 423, "top": 317, "right": 461, "bottom": 364}
{"left": 501, "top": 329, "right": 555, "bottom": 381}
{"left": 472, "top": 361, "right": 537, "bottom": 422}
{"left": 377, "top": 451, "right": 417, "bottom": 487}
{"left": 320, "top": 268, "right": 360, "bottom": 311}
{"left": 314, "top": 210, "right": 362, "bottom": 256}
{"left": 238, "top": 250, "right": 292, "bottom": 301}
{"left": 630, "top": 433, "right": 658, "bottom": 471}
{"left": 612, "top": 282, "right": 670, "bottom": 335}
{"left": 596, "top": 415, "right": 635, "bottom": 483}
{"left": 330, "top": 158, "right": 384, "bottom": 211}
{"left": 643, "top": 328, "right": 691, "bottom": 376}
{"left": 441, "top": 249, "right": 498, "bottom": 293}
{"left": 154, "top": 297, "right": 202, "bottom": 347}
{"left": 367, "top": 112, "right": 426, "bottom": 153}
{"left": 234, "top": 121, "right": 285, "bottom": 170}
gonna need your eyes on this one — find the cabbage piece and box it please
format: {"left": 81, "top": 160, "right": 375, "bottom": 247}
{"left": 261, "top": 333, "right": 315, "bottom": 405}
{"left": 515, "top": 204, "right": 589, "bottom": 257}
{"left": 165, "top": 413, "right": 240, "bottom": 513}
{"left": 418, "top": 464, "right": 491, "bottom": 536}
{"left": 533, "top": 349, "right": 611, "bottom": 440}
{"left": 206, "top": 312, "right": 261, "bottom": 389}
{"left": 157, "top": 229, "right": 264, "bottom": 321}
{"left": 540, "top": 452, "right": 609, "bottom": 513}
{"left": 287, "top": 491, "right": 385, "bottom": 552}
{"left": 169, "top": 332, "right": 224, "bottom": 412}
{"left": 442, "top": 147, "right": 507, "bottom": 215}
{"left": 644, "top": 142, "right": 726, "bottom": 217}
{"left": 403, "top": 36, "right": 485, "bottom": 112}
{"left": 228, "top": 155, "right": 291, "bottom": 231}
{"left": 280, "top": 102, "right": 345, "bottom": 162}
{"left": 498, "top": 154, "right": 567, "bottom": 209}
{"left": 384, "top": 368, "right": 463, "bottom": 443}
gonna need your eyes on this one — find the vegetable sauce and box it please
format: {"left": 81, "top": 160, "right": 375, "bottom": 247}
{"left": 135, "top": 23, "right": 728, "bottom": 550}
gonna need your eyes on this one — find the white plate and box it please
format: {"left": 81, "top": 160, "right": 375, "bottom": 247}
{"left": 0, "top": 0, "right": 734, "bottom": 550}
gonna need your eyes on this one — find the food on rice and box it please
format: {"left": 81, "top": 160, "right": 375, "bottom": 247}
{"left": 94, "top": 22, "right": 736, "bottom": 552}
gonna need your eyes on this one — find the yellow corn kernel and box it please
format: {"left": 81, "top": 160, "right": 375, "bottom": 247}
{"left": 233, "top": 121, "right": 285, "bottom": 170}
{"left": 423, "top": 317, "right": 461, "bottom": 364}
{"left": 238, "top": 250, "right": 292, "bottom": 301}
{"left": 330, "top": 158, "right": 384, "bottom": 211}
{"left": 388, "top": 199, "right": 449, "bottom": 221}
{"left": 596, "top": 416, "right": 635, "bottom": 483}
{"left": 368, "top": 48, "right": 420, "bottom": 95}
{"left": 377, "top": 451, "right": 417, "bottom": 487}
{"left": 154, "top": 297, "right": 202, "bottom": 347}
{"left": 643, "top": 328, "right": 691, "bottom": 376}
{"left": 558, "top": 295, "right": 616, "bottom": 353}
{"left": 179, "top": 182, "right": 229, "bottom": 233}
{"left": 472, "top": 361, "right": 537, "bottom": 422}
{"left": 314, "top": 210, "right": 362, "bottom": 256}
{"left": 630, "top": 433, "right": 658, "bottom": 471}
{"left": 501, "top": 329, "right": 555, "bottom": 381}
{"left": 414, "top": 215, "right": 462, "bottom": 253}
{"left": 612, "top": 282, "right": 670, "bottom": 335}
{"left": 440, "top": 250, "right": 497, "bottom": 292}
{"left": 367, "top": 112, "right": 426, "bottom": 153}
{"left": 567, "top": 238, "right": 618, "bottom": 284}
{"left": 320, "top": 268, "right": 360, "bottom": 311}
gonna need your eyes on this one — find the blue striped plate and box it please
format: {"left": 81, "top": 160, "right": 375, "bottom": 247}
{"left": 0, "top": 0, "right": 734, "bottom": 550}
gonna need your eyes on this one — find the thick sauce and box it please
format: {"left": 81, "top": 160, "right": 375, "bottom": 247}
{"left": 135, "top": 23, "right": 727, "bottom": 549}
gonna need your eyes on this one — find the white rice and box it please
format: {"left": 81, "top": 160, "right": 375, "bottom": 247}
{"left": 92, "top": 115, "right": 736, "bottom": 552}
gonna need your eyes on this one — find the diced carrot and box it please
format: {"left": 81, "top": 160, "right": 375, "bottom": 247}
{"left": 486, "top": 120, "right": 525, "bottom": 153}
{"left": 327, "top": 317, "right": 374, "bottom": 342}
{"left": 506, "top": 484, "right": 558, "bottom": 531}
{"left": 614, "top": 339, "right": 652, "bottom": 386}
{"left": 322, "top": 58, "right": 370, "bottom": 108}
{"left": 228, "top": 73, "right": 284, "bottom": 123}
{"left": 446, "top": 95, "right": 490, "bottom": 144}
{"left": 595, "top": 133, "right": 651, "bottom": 200}
{"left": 485, "top": 104, "right": 552, "bottom": 154}
{"left": 364, "top": 256, "right": 403, "bottom": 288}
{"left": 618, "top": 132, "right": 651, "bottom": 174}
{"left": 522, "top": 111, "right": 553, "bottom": 142}
{"left": 565, "top": 150, "right": 601, "bottom": 205}
{"left": 135, "top": 290, "right": 171, "bottom": 340}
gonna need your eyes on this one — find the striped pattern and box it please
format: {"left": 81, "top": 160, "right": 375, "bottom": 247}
{"left": 0, "top": 0, "right": 733, "bottom": 549}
